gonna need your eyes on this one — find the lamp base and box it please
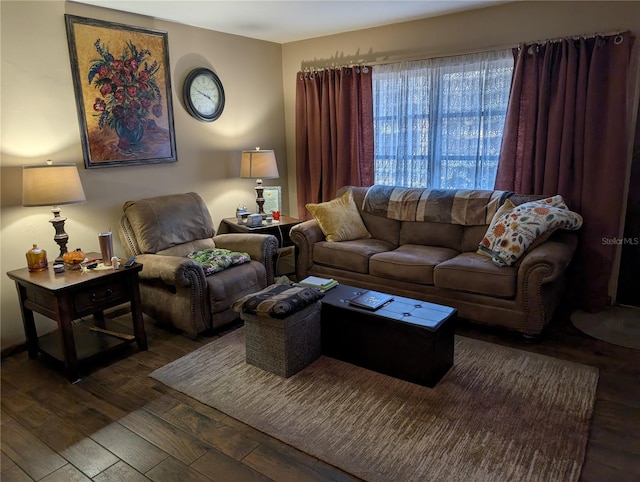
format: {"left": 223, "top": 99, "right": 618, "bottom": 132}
{"left": 50, "top": 207, "right": 69, "bottom": 262}
{"left": 255, "top": 182, "right": 267, "bottom": 218}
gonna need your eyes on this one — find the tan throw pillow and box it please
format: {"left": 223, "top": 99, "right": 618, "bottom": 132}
{"left": 306, "top": 190, "right": 371, "bottom": 242}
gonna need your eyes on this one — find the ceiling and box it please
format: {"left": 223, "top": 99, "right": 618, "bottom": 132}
{"left": 71, "top": 0, "right": 508, "bottom": 44}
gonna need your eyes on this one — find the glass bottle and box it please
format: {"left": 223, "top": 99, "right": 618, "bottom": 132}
{"left": 236, "top": 204, "right": 248, "bottom": 224}
{"left": 26, "top": 244, "right": 48, "bottom": 272}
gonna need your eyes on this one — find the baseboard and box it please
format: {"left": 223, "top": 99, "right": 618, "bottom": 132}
{"left": 1, "top": 341, "right": 27, "bottom": 359}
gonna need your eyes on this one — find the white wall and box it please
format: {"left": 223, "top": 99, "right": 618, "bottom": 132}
{"left": 1, "top": 1, "right": 287, "bottom": 349}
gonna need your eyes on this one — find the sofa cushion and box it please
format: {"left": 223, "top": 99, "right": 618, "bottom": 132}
{"left": 313, "top": 239, "right": 394, "bottom": 274}
{"left": 369, "top": 244, "right": 459, "bottom": 285}
{"left": 207, "top": 261, "right": 265, "bottom": 313}
{"left": 341, "top": 186, "right": 401, "bottom": 245}
{"left": 306, "top": 190, "right": 371, "bottom": 242}
{"left": 157, "top": 238, "right": 216, "bottom": 258}
{"left": 461, "top": 225, "right": 491, "bottom": 253}
{"left": 434, "top": 253, "right": 517, "bottom": 298}
{"left": 399, "top": 221, "right": 463, "bottom": 251}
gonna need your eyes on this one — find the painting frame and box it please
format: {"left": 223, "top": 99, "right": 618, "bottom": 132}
{"left": 65, "top": 14, "right": 177, "bottom": 168}
{"left": 263, "top": 186, "right": 282, "bottom": 214}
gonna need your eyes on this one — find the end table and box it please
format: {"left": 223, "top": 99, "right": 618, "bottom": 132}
{"left": 218, "top": 216, "right": 302, "bottom": 276}
{"left": 218, "top": 216, "right": 302, "bottom": 248}
{"left": 6, "top": 256, "right": 147, "bottom": 383}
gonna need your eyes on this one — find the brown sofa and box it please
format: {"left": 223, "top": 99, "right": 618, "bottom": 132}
{"left": 119, "top": 192, "right": 279, "bottom": 336}
{"left": 291, "top": 186, "right": 579, "bottom": 337}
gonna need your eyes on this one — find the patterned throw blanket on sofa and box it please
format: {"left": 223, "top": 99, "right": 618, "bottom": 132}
{"left": 362, "top": 185, "right": 510, "bottom": 226}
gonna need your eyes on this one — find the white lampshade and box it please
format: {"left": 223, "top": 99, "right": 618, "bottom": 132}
{"left": 240, "top": 148, "right": 279, "bottom": 180}
{"left": 22, "top": 163, "right": 86, "bottom": 207}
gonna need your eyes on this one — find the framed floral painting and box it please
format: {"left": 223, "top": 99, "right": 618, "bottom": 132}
{"left": 65, "top": 15, "right": 177, "bottom": 168}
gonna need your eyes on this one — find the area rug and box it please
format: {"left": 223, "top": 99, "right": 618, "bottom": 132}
{"left": 150, "top": 328, "right": 598, "bottom": 482}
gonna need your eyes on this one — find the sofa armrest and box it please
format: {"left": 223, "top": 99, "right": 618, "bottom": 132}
{"left": 516, "top": 232, "right": 578, "bottom": 334}
{"left": 290, "top": 220, "right": 325, "bottom": 280}
{"left": 136, "top": 253, "right": 206, "bottom": 287}
{"left": 517, "top": 233, "right": 577, "bottom": 283}
{"left": 213, "top": 233, "right": 279, "bottom": 285}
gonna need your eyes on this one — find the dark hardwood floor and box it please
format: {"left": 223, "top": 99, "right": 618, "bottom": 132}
{"left": 2, "top": 309, "right": 639, "bottom": 481}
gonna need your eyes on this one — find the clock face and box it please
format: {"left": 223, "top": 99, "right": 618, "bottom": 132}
{"left": 183, "top": 68, "right": 225, "bottom": 122}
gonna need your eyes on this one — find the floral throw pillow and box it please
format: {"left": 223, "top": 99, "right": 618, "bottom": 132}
{"left": 477, "top": 195, "right": 582, "bottom": 267}
{"left": 188, "top": 248, "right": 251, "bottom": 276}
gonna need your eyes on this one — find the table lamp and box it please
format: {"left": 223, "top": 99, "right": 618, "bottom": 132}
{"left": 240, "top": 148, "right": 279, "bottom": 217}
{"left": 22, "top": 161, "right": 87, "bottom": 261}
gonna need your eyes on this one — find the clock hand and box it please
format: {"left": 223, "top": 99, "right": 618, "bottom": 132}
{"left": 195, "top": 88, "right": 214, "bottom": 101}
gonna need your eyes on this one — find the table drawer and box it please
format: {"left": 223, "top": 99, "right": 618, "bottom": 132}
{"left": 74, "top": 281, "right": 128, "bottom": 314}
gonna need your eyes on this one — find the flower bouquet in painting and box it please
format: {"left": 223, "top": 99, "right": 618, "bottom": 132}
{"left": 89, "top": 39, "right": 163, "bottom": 153}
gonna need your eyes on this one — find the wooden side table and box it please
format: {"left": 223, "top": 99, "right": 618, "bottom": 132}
{"left": 6, "top": 257, "right": 147, "bottom": 383}
{"left": 218, "top": 216, "right": 303, "bottom": 277}
{"left": 217, "top": 216, "right": 302, "bottom": 248}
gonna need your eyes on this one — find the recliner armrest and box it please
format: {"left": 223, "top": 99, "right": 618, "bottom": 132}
{"left": 135, "top": 254, "right": 205, "bottom": 287}
{"left": 213, "top": 233, "right": 278, "bottom": 262}
{"left": 213, "top": 233, "right": 279, "bottom": 285}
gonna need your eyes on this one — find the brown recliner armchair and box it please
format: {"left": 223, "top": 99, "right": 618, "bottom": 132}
{"left": 119, "top": 192, "right": 278, "bottom": 336}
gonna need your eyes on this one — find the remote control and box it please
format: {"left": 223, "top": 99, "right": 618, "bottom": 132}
{"left": 124, "top": 256, "right": 137, "bottom": 268}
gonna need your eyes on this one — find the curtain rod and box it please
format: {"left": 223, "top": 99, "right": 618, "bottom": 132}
{"left": 300, "top": 44, "right": 514, "bottom": 71}
{"left": 300, "top": 30, "right": 626, "bottom": 71}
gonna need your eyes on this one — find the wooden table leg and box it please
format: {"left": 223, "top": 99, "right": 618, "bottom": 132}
{"left": 57, "top": 296, "right": 80, "bottom": 383}
{"left": 92, "top": 310, "right": 106, "bottom": 328}
{"left": 16, "top": 284, "right": 39, "bottom": 359}
{"left": 128, "top": 274, "right": 147, "bottom": 351}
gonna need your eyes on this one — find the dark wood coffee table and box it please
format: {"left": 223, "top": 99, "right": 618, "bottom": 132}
{"left": 320, "top": 284, "right": 456, "bottom": 387}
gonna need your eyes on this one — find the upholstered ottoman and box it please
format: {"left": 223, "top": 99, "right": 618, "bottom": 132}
{"left": 233, "top": 284, "right": 324, "bottom": 377}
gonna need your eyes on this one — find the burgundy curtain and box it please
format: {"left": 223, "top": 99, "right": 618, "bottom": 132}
{"left": 495, "top": 32, "right": 637, "bottom": 311}
{"left": 295, "top": 67, "right": 374, "bottom": 219}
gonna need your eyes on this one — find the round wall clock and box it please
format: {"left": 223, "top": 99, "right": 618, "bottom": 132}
{"left": 183, "top": 68, "right": 225, "bottom": 122}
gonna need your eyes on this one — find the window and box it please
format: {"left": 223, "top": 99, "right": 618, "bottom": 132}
{"left": 372, "top": 50, "right": 513, "bottom": 189}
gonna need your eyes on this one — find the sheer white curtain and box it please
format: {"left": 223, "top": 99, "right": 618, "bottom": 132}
{"left": 373, "top": 50, "right": 513, "bottom": 189}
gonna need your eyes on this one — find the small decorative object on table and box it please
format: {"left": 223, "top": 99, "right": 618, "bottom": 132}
{"left": 348, "top": 290, "right": 394, "bottom": 311}
{"left": 26, "top": 244, "right": 48, "bottom": 272}
{"left": 98, "top": 231, "right": 113, "bottom": 265}
{"left": 246, "top": 213, "right": 263, "bottom": 227}
{"left": 63, "top": 248, "right": 86, "bottom": 270}
{"left": 298, "top": 276, "right": 338, "bottom": 291}
{"left": 236, "top": 205, "right": 248, "bottom": 224}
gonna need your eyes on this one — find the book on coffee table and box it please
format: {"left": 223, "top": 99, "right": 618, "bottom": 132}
{"left": 298, "top": 276, "right": 338, "bottom": 291}
{"left": 348, "top": 290, "right": 394, "bottom": 310}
